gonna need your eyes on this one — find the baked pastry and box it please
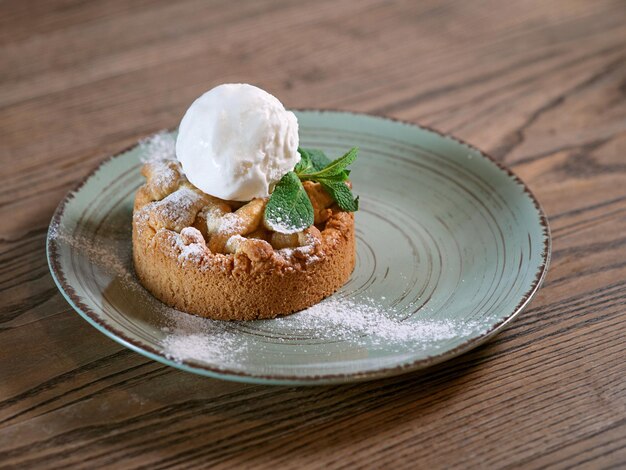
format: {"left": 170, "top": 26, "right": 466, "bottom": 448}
{"left": 132, "top": 159, "right": 355, "bottom": 320}
{"left": 132, "top": 83, "right": 358, "bottom": 320}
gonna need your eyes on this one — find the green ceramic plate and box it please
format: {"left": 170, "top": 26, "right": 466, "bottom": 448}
{"left": 47, "top": 110, "right": 550, "bottom": 385}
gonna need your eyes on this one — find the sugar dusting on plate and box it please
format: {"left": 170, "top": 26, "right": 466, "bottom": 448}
{"left": 139, "top": 131, "right": 176, "bottom": 162}
{"left": 271, "top": 297, "right": 463, "bottom": 344}
{"left": 51, "top": 220, "right": 486, "bottom": 368}
{"left": 160, "top": 296, "right": 485, "bottom": 367}
{"left": 160, "top": 315, "right": 249, "bottom": 367}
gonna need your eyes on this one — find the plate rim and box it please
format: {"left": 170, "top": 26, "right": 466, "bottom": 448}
{"left": 46, "top": 109, "right": 552, "bottom": 385}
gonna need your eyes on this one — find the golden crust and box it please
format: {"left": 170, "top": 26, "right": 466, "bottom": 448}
{"left": 132, "top": 161, "right": 355, "bottom": 320}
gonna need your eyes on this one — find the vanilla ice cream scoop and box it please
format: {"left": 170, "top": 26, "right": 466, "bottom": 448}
{"left": 175, "top": 83, "right": 300, "bottom": 201}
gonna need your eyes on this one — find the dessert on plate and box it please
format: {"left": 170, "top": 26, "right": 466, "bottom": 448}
{"left": 132, "top": 84, "right": 359, "bottom": 320}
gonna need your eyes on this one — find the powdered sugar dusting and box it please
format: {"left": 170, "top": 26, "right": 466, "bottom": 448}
{"left": 52, "top": 229, "right": 133, "bottom": 283}
{"left": 139, "top": 131, "right": 176, "bottom": 162}
{"left": 161, "top": 314, "right": 248, "bottom": 366}
{"left": 177, "top": 242, "right": 206, "bottom": 262}
{"left": 275, "top": 244, "right": 320, "bottom": 264}
{"left": 271, "top": 296, "right": 480, "bottom": 345}
{"left": 264, "top": 204, "right": 302, "bottom": 234}
{"left": 145, "top": 187, "right": 204, "bottom": 233}
{"left": 160, "top": 295, "right": 486, "bottom": 365}
{"left": 217, "top": 212, "right": 243, "bottom": 233}
{"left": 51, "top": 220, "right": 487, "bottom": 370}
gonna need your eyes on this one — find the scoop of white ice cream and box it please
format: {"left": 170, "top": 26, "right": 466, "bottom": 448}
{"left": 175, "top": 83, "right": 300, "bottom": 201}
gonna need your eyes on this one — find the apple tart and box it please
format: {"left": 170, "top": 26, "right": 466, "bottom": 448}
{"left": 132, "top": 158, "right": 355, "bottom": 320}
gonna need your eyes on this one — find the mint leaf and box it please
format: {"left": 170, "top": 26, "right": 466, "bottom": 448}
{"left": 315, "top": 171, "right": 349, "bottom": 182}
{"left": 294, "top": 148, "right": 313, "bottom": 174}
{"left": 305, "top": 148, "right": 332, "bottom": 171}
{"left": 295, "top": 147, "right": 332, "bottom": 175}
{"left": 264, "top": 171, "right": 314, "bottom": 233}
{"left": 302, "top": 147, "right": 358, "bottom": 179}
{"left": 320, "top": 180, "right": 359, "bottom": 212}
{"left": 266, "top": 147, "right": 358, "bottom": 234}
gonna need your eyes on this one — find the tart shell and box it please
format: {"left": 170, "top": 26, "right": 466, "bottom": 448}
{"left": 132, "top": 197, "right": 355, "bottom": 321}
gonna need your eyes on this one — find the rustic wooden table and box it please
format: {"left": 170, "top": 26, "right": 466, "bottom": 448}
{"left": 2, "top": 1, "right": 625, "bottom": 468}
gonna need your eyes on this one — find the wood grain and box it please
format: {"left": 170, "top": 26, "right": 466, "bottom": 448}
{"left": 1, "top": 0, "right": 625, "bottom": 468}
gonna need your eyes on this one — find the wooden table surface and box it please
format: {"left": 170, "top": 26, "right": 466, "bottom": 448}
{"left": 2, "top": 1, "right": 626, "bottom": 468}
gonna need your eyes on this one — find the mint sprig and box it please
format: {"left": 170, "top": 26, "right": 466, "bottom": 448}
{"left": 264, "top": 147, "right": 359, "bottom": 233}
{"left": 264, "top": 171, "right": 314, "bottom": 234}
{"left": 295, "top": 148, "right": 331, "bottom": 173}
{"left": 320, "top": 180, "right": 359, "bottom": 212}
{"left": 298, "top": 147, "right": 358, "bottom": 180}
